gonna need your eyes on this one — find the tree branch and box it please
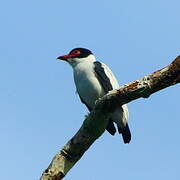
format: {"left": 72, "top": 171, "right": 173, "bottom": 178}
{"left": 40, "top": 56, "right": 180, "bottom": 180}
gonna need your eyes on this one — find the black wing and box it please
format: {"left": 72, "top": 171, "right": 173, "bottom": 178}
{"left": 93, "top": 61, "right": 116, "bottom": 135}
{"left": 94, "top": 61, "right": 131, "bottom": 143}
{"left": 93, "top": 61, "right": 113, "bottom": 93}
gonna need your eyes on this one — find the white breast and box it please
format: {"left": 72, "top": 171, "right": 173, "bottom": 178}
{"left": 72, "top": 58, "right": 129, "bottom": 126}
{"left": 73, "top": 61, "right": 105, "bottom": 108}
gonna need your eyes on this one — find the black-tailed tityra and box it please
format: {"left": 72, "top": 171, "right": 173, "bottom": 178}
{"left": 57, "top": 48, "right": 131, "bottom": 143}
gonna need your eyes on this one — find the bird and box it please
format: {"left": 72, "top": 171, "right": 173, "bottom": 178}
{"left": 57, "top": 48, "right": 131, "bottom": 143}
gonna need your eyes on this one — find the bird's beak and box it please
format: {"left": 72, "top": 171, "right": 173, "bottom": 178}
{"left": 57, "top": 53, "right": 77, "bottom": 61}
{"left": 57, "top": 54, "right": 69, "bottom": 61}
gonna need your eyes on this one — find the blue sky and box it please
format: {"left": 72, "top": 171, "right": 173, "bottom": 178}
{"left": 0, "top": 0, "right": 179, "bottom": 180}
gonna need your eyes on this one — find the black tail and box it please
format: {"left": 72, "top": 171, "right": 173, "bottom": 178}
{"left": 118, "top": 124, "right": 131, "bottom": 144}
{"left": 106, "top": 119, "right": 116, "bottom": 136}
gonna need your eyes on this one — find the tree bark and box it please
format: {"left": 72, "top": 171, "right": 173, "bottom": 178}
{"left": 40, "top": 56, "right": 180, "bottom": 180}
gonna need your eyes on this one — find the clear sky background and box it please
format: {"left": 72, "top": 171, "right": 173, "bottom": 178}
{"left": 0, "top": 0, "right": 179, "bottom": 180}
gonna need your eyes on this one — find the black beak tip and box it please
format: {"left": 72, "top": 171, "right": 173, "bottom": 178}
{"left": 57, "top": 56, "right": 62, "bottom": 60}
{"left": 57, "top": 56, "right": 67, "bottom": 61}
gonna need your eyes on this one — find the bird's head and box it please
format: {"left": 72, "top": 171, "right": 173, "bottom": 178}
{"left": 57, "top": 48, "right": 95, "bottom": 67}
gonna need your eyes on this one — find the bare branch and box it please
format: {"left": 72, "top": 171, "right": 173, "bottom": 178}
{"left": 40, "top": 56, "right": 180, "bottom": 180}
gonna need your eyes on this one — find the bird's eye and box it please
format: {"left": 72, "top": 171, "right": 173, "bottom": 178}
{"left": 71, "top": 50, "right": 80, "bottom": 55}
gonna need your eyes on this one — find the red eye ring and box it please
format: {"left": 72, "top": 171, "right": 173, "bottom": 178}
{"left": 71, "top": 50, "right": 80, "bottom": 55}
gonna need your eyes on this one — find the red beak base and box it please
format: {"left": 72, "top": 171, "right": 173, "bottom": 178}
{"left": 57, "top": 54, "right": 71, "bottom": 61}
{"left": 57, "top": 50, "right": 81, "bottom": 61}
